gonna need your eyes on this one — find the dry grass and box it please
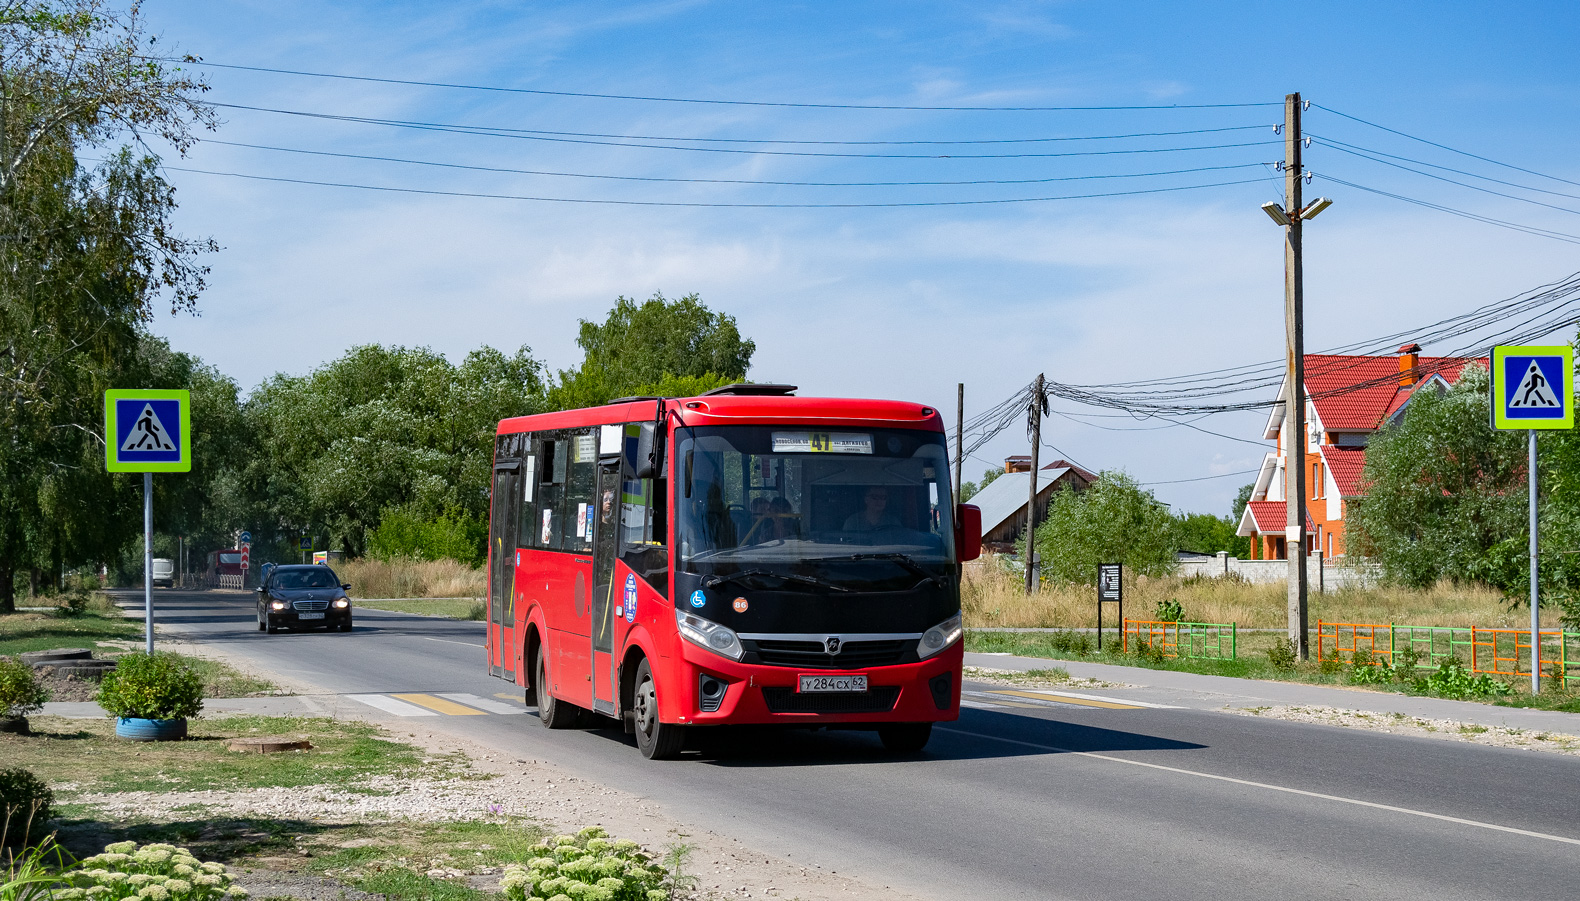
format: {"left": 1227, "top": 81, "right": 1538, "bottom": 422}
{"left": 963, "top": 554, "right": 1563, "bottom": 630}
{"left": 339, "top": 557, "right": 486, "bottom": 600}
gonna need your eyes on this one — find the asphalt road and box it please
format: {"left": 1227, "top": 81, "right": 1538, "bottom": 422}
{"left": 128, "top": 589, "right": 1580, "bottom": 901}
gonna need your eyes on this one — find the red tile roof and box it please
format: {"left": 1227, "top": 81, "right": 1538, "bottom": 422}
{"left": 1305, "top": 354, "right": 1484, "bottom": 432}
{"left": 1320, "top": 446, "right": 1368, "bottom": 498}
{"left": 1244, "top": 500, "right": 1315, "bottom": 534}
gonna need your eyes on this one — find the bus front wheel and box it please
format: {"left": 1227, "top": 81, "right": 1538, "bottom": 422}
{"left": 878, "top": 723, "right": 933, "bottom": 754}
{"left": 535, "top": 647, "right": 580, "bottom": 729}
{"left": 632, "top": 659, "right": 685, "bottom": 760}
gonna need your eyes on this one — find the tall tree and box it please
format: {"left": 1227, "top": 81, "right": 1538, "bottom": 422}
{"left": 0, "top": 1, "right": 214, "bottom": 607}
{"left": 552, "top": 292, "right": 755, "bottom": 407}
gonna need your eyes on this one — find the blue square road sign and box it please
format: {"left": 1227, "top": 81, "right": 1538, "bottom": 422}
{"left": 105, "top": 389, "right": 192, "bottom": 472}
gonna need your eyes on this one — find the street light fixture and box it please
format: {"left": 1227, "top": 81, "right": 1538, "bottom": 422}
{"left": 1300, "top": 197, "right": 1333, "bottom": 220}
{"left": 1260, "top": 201, "right": 1291, "bottom": 227}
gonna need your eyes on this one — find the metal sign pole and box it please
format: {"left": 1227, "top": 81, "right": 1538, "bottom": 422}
{"left": 144, "top": 471, "right": 154, "bottom": 655}
{"left": 1530, "top": 429, "right": 1540, "bottom": 694}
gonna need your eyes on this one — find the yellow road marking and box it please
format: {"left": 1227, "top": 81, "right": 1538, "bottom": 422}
{"left": 988, "top": 689, "right": 1142, "bottom": 710}
{"left": 494, "top": 692, "right": 523, "bottom": 701}
{"left": 391, "top": 693, "right": 487, "bottom": 715}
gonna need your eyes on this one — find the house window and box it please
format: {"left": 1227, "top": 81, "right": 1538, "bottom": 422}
{"left": 1312, "top": 461, "right": 1324, "bottom": 499}
{"left": 1326, "top": 532, "right": 1333, "bottom": 557}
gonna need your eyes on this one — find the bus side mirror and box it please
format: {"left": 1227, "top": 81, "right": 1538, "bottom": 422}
{"left": 956, "top": 504, "right": 982, "bottom": 562}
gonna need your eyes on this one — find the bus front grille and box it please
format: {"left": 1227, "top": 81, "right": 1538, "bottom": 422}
{"left": 761, "top": 686, "right": 901, "bottom": 714}
{"left": 749, "top": 639, "right": 912, "bottom": 669}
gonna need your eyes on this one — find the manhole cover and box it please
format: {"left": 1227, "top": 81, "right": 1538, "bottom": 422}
{"left": 21, "top": 648, "right": 93, "bottom": 665}
{"left": 227, "top": 736, "right": 313, "bottom": 754}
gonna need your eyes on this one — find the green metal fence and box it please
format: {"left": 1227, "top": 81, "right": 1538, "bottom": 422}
{"left": 1318, "top": 620, "right": 1579, "bottom": 687}
{"left": 1123, "top": 619, "right": 1237, "bottom": 660}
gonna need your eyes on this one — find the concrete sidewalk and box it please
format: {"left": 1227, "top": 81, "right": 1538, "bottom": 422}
{"left": 41, "top": 695, "right": 341, "bottom": 720}
{"left": 965, "top": 651, "right": 1580, "bottom": 734}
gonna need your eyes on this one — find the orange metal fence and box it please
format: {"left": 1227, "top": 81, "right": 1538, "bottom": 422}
{"left": 1317, "top": 620, "right": 1578, "bottom": 687}
{"left": 1123, "top": 619, "right": 1237, "bottom": 660}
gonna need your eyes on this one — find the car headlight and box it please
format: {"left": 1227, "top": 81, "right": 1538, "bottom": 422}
{"left": 675, "top": 608, "right": 744, "bottom": 661}
{"left": 270, "top": 601, "right": 286, "bottom": 611}
{"left": 333, "top": 599, "right": 349, "bottom": 608}
{"left": 917, "top": 611, "right": 963, "bottom": 659}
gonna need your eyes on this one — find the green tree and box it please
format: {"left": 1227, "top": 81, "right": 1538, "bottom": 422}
{"left": 0, "top": 2, "right": 214, "bottom": 607}
{"left": 1174, "top": 511, "right": 1247, "bottom": 557}
{"left": 238, "top": 345, "right": 546, "bottom": 560}
{"left": 1347, "top": 364, "right": 1529, "bottom": 590}
{"left": 551, "top": 292, "right": 755, "bottom": 406}
{"left": 1232, "top": 482, "right": 1254, "bottom": 524}
{"left": 1033, "top": 471, "right": 1178, "bottom": 586}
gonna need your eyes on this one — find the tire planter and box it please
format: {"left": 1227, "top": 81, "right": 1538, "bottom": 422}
{"left": 115, "top": 717, "right": 188, "bottom": 742}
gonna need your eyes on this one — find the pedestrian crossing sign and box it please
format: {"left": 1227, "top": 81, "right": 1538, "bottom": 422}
{"left": 105, "top": 389, "right": 192, "bottom": 472}
{"left": 1492, "top": 346, "right": 1573, "bottom": 430}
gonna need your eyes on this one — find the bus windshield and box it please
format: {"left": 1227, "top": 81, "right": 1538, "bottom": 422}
{"left": 675, "top": 425, "right": 956, "bottom": 565}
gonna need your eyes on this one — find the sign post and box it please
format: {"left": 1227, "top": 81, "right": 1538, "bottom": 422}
{"left": 1491, "top": 345, "right": 1574, "bottom": 694}
{"left": 1096, "top": 563, "right": 1122, "bottom": 651}
{"left": 106, "top": 389, "right": 192, "bottom": 654}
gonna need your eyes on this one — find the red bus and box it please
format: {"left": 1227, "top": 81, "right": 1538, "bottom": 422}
{"left": 484, "top": 385, "right": 982, "bottom": 759}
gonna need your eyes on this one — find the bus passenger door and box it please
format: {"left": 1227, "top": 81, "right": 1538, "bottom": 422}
{"left": 489, "top": 458, "right": 520, "bottom": 680}
{"left": 590, "top": 458, "right": 620, "bottom": 716}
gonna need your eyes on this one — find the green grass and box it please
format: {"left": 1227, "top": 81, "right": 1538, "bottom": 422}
{"left": 1493, "top": 691, "right": 1580, "bottom": 713}
{"left": 165, "top": 653, "right": 280, "bottom": 698}
{"left": 352, "top": 598, "right": 486, "bottom": 620}
{"left": 11, "top": 715, "right": 472, "bottom": 794}
{"left": 302, "top": 820, "right": 549, "bottom": 899}
{"left": 0, "top": 611, "right": 140, "bottom": 655}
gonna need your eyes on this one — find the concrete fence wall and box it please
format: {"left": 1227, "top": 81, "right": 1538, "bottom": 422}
{"left": 1176, "top": 552, "right": 1382, "bottom": 592}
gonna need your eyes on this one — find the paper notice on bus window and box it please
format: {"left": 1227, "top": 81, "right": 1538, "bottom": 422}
{"left": 577, "top": 503, "right": 588, "bottom": 539}
{"left": 575, "top": 434, "right": 597, "bottom": 463}
{"left": 541, "top": 509, "right": 553, "bottom": 545}
{"left": 771, "top": 432, "right": 873, "bottom": 454}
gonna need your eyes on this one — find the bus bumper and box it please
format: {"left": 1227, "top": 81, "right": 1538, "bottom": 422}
{"left": 669, "top": 640, "right": 962, "bottom": 726}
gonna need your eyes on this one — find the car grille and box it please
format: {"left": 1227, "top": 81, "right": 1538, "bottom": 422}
{"left": 292, "top": 600, "right": 329, "bottom": 611}
{"left": 761, "top": 686, "right": 901, "bottom": 714}
{"left": 750, "top": 639, "right": 912, "bottom": 669}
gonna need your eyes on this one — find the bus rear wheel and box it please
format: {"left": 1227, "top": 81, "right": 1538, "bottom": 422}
{"left": 878, "top": 723, "right": 933, "bottom": 754}
{"left": 536, "top": 646, "right": 581, "bottom": 729}
{"left": 632, "top": 658, "right": 685, "bottom": 760}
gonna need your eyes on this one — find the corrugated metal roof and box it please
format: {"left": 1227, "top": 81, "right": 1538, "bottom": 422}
{"left": 968, "top": 467, "right": 1073, "bottom": 536}
{"left": 1237, "top": 500, "right": 1315, "bottom": 536}
{"left": 1321, "top": 446, "right": 1367, "bottom": 497}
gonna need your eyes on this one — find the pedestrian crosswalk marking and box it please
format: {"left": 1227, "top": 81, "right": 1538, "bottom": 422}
{"left": 391, "top": 693, "right": 488, "bottom": 715}
{"left": 347, "top": 694, "right": 440, "bottom": 717}
{"left": 437, "top": 692, "right": 525, "bottom": 715}
{"left": 984, "top": 689, "right": 1145, "bottom": 710}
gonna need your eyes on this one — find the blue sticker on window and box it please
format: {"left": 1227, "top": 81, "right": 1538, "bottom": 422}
{"left": 624, "top": 574, "right": 638, "bottom": 623}
{"left": 689, "top": 589, "right": 707, "bottom": 608}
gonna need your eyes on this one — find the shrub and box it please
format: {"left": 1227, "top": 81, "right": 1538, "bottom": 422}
{"left": 1347, "top": 649, "right": 1393, "bottom": 685}
{"left": 1154, "top": 598, "right": 1185, "bottom": 623}
{"left": 1410, "top": 658, "right": 1513, "bottom": 700}
{"left": 1318, "top": 655, "right": 1344, "bottom": 676}
{"left": 0, "top": 769, "right": 53, "bottom": 846}
{"left": 52, "top": 592, "right": 88, "bottom": 618}
{"left": 366, "top": 507, "right": 485, "bottom": 567}
{"left": 1266, "top": 638, "right": 1297, "bottom": 671}
{"left": 61, "top": 840, "right": 248, "bottom": 899}
{"left": 500, "top": 826, "right": 667, "bottom": 901}
{"left": 95, "top": 653, "right": 204, "bottom": 720}
{"left": 0, "top": 658, "right": 48, "bottom": 718}
{"left": 1047, "top": 630, "right": 1091, "bottom": 657}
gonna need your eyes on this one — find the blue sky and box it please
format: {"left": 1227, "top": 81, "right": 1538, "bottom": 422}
{"left": 138, "top": 1, "right": 1580, "bottom": 517}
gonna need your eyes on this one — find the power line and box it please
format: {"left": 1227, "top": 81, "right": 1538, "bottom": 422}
{"left": 1142, "top": 468, "right": 1260, "bottom": 486}
{"left": 1315, "top": 173, "right": 1580, "bottom": 245}
{"left": 173, "top": 57, "right": 1281, "bottom": 111}
{"left": 1308, "top": 134, "right": 1580, "bottom": 202}
{"left": 1313, "top": 103, "right": 1580, "bottom": 189}
{"left": 206, "top": 140, "right": 1269, "bottom": 188}
{"left": 211, "top": 102, "right": 1282, "bottom": 160}
{"left": 1312, "top": 139, "right": 1580, "bottom": 217}
{"left": 156, "top": 162, "right": 1266, "bottom": 209}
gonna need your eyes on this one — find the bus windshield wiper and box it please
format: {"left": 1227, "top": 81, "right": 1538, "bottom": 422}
{"left": 703, "top": 569, "right": 853, "bottom": 593}
{"left": 827, "top": 553, "right": 944, "bottom": 588}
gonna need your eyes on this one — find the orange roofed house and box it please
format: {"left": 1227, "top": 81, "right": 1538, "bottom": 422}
{"left": 1237, "top": 343, "right": 1486, "bottom": 560}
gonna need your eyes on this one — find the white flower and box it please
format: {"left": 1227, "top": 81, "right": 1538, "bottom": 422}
{"left": 165, "top": 879, "right": 192, "bottom": 894}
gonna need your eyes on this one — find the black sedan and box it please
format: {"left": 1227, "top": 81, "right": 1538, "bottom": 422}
{"left": 257, "top": 564, "right": 353, "bottom": 633}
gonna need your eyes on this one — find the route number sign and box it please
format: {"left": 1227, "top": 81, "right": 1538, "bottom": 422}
{"left": 1492, "top": 345, "right": 1573, "bottom": 430}
{"left": 105, "top": 389, "right": 191, "bottom": 472}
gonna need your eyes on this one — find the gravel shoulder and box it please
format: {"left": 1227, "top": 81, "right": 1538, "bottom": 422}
{"left": 1225, "top": 704, "right": 1580, "bottom": 756}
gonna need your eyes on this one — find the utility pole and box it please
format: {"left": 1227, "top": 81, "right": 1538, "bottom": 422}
{"left": 1025, "top": 373, "right": 1045, "bottom": 595}
{"left": 1282, "top": 92, "right": 1310, "bottom": 660}
{"left": 954, "top": 382, "right": 964, "bottom": 510}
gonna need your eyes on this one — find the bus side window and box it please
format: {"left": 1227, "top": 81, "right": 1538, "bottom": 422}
{"left": 516, "top": 436, "right": 536, "bottom": 548}
{"left": 537, "top": 436, "right": 566, "bottom": 550}
{"left": 565, "top": 429, "right": 598, "bottom": 552}
{"left": 620, "top": 422, "right": 668, "bottom": 597}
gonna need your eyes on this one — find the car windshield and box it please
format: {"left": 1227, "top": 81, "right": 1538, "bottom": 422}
{"left": 218, "top": 553, "right": 241, "bottom": 565}
{"left": 272, "top": 569, "right": 339, "bottom": 590}
{"left": 675, "top": 425, "right": 955, "bottom": 565}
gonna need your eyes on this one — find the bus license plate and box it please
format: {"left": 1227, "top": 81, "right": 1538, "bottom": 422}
{"left": 298, "top": 612, "right": 325, "bottom": 620}
{"left": 798, "top": 674, "right": 867, "bottom": 693}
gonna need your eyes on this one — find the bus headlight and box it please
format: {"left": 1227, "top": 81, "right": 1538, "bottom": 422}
{"left": 676, "top": 608, "right": 744, "bottom": 661}
{"left": 917, "top": 611, "right": 962, "bottom": 659}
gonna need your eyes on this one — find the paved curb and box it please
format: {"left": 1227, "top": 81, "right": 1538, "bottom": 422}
{"left": 965, "top": 651, "right": 1580, "bottom": 733}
